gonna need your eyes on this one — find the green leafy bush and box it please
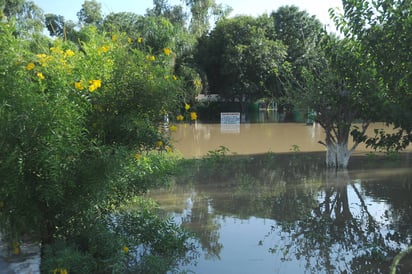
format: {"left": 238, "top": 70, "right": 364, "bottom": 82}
{"left": 0, "top": 20, "right": 194, "bottom": 272}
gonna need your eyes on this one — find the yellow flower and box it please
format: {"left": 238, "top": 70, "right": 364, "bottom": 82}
{"left": 36, "top": 53, "right": 52, "bottom": 66}
{"left": 173, "top": 75, "right": 177, "bottom": 80}
{"left": 53, "top": 268, "right": 68, "bottom": 274}
{"left": 122, "top": 246, "right": 129, "bottom": 253}
{"left": 127, "top": 37, "right": 132, "bottom": 43}
{"left": 137, "top": 37, "right": 142, "bottom": 43}
{"left": 166, "top": 146, "right": 173, "bottom": 153}
{"left": 169, "top": 124, "right": 178, "bottom": 131}
{"left": 26, "top": 62, "right": 35, "bottom": 70}
{"left": 146, "top": 55, "right": 155, "bottom": 61}
{"left": 13, "top": 241, "right": 20, "bottom": 255}
{"left": 190, "top": 112, "right": 197, "bottom": 120}
{"left": 50, "top": 47, "right": 63, "bottom": 54}
{"left": 163, "top": 48, "right": 172, "bottom": 56}
{"left": 93, "top": 79, "right": 102, "bottom": 88}
{"left": 37, "top": 72, "right": 45, "bottom": 80}
{"left": 99, "top": 46, "right": 110, "bottom": 53}
{"left": 134, "top": 153, "right": 141, "bottom": 161}
{"left": 156, "top": 140, "right": 163, "bottom": 148}
{"left": 184, "top": 103, "right": 190, "bottom": 111}
{"left": 64, "top": 49, "right": 75, "bottom": 57}
{"left": 36, "top": 53, "right": 47, "bottom": 59}
{"left": 75, "top": 81, "right": 84, "bottom": 90}
{"left": 176, "top": 115, "right": 184, "bottom": 121}
{"left": 193, "top": 79, "right": 202, "bottom": 88}
{"left": 88, "top": 79, "right": 102, "bottom": 92}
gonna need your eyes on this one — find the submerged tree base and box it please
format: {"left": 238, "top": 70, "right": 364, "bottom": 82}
{"left": 325, "top": 142, "right": 352, "bottom": 169}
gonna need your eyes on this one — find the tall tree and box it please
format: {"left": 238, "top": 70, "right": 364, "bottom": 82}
{"left": 195, "top": 15, "right": 288, "bottom": 111}
{"left": 331, "top": 0, "right": 412, "bottom": 151}
{"left": 289, "top": 34, "right": 381, "bottom": 168}
{"left": 270, "top": 5, "right": 324, "bottom": 106}
{"left": 0, "top": 0, "right": 25, "bottom": 18}
{"left": 147, "top": 0, "right": 187, "bottom": 27}
{"left": 104, "top": 13, "right": 178, "bottom": 53}
{"left": 271, "top": 6, "right": 323, "bottom": 62}
{"left": 44, "top": 13, "right": 77, "bottom": 40}
{"left": 0, "top": 0, "right": 44, "bottom": 35}
{"left": 77, "top": 0, "right": 103, "bottom": 27}
{"left": 103, "top": 12, "right": 141, "bottom": 36}
{"left": 184, "top": 0, "right": 232, "bottom": 37}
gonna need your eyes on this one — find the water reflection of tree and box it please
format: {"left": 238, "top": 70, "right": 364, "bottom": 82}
{"left": 179, "top": 153, "right": 326, "bottom": 259}
{"left": 194, "top": 153, "right": 326, "bottom": 221}
{"left": 175, "top": 153, "right": 412, "bottom": 272}
{"left": 179, "top": 192, "right": 223, "bottom": 259}
{"left": 268, "top": 169, "right": 412, "bottom": 273}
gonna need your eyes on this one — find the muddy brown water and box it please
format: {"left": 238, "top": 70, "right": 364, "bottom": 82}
{"left": 148, "top": 122, "right": 412, "bottom": 273}
{"left": 171, "top": 122, "right": 407, "bottom": 158}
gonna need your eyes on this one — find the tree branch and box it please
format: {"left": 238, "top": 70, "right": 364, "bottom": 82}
{"left": 350, "top": 121, "right": 370, "bottom": 153}
{"left": 390, "top": 245, "right": 412, "bottom": 274}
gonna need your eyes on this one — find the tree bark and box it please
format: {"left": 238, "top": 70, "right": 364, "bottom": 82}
{"left": 325, "top": 142, "right": 351, "bottom": 169}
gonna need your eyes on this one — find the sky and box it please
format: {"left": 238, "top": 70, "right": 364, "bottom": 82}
{"left": 33, "top": 0, "right": 343, "bottom": 31}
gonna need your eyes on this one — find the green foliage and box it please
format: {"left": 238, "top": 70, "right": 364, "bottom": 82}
{"left": 77, "top": 0, "right": 103, "bottom": 27}
{"left": 202, "top": 146, "right": 233, "bottom": 178}
{"left": 287, "top": 34, "right": 381, "bottom": 167}
{"left": 113, "top": 197, "right": 196, "bottom": 273}
{"left": 109, "top": 152, "right": 182, "bottom": 205}
{"left": 271, "top": 6, "right": 323, "bottom": 61}
{"left": 185, "top": 0, "right": 232, "bottom": 37}
{"left": 0, "top": 0, "right": 44, "bottom": 36}
{"left": 195, "top": 15, "right": 288, "bottom": 102}
{"left": 290, "top": 144, "right": 301, "bottom": 152}
{"left": 39, "top": 151, "right": 191, "bottom": 273}
{"left": 207, "top": 145, "right": 231, "bottom": 158}
{"left": 41, "top": 240, "right": 98, "bottom": 274}
{"left": 0, "top": 17, "right": 193, "bottom": 272}
{"left": 332, "top": 0, "right": 412, "bottom": 150}
{"left": 104, "top": 13, "right": 178, "bottom": 53}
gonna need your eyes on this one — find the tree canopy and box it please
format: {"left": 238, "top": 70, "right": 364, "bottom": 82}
{"left": 195, "top": 15, "right": 288, "bottom": 104}
{"left": 289, "top": 34, "right": 382, "bottom": 167}
{"left": 332, "top": 0, "right": 412, "bottom": 151}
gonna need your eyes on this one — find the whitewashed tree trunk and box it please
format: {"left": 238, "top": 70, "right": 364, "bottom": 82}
{"left": 325, "top": 142, "right": 352, "bottom": 169}
{"left": 321, "top": 121, "right": 369, "bottom": 169}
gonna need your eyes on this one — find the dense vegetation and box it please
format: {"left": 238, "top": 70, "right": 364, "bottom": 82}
{"left": 0, "top": 0, "right": 200, "bottom": 272}
{"left": 0, "top": 0, "right": 411, "bottom": 272}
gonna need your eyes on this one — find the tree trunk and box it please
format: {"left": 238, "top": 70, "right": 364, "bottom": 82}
{"left": 325, "top": 142, "right": 351, "bottom": 169}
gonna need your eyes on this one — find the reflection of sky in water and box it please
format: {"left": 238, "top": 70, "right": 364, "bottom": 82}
{"left": 147, "top": 158, "right": 412, "bottom": 273}
{"left": 178, "top": 216, "right": 308, "bottom": 274}
{"left": 152, "top": 178, "right": 412, "bottom": 273}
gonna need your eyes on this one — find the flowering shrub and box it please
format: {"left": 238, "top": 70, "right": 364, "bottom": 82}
{"left": 0, "top": 21, "right": 193, "bottom": 272}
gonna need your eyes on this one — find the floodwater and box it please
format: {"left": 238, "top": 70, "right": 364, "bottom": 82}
{"left": 171, "top": 122, "right": 400, "bottom": 158}
{"left": 148, "top": 153, "right": 412, "bottom": 273}
{"left": 148, "top": 122, "right": 412, "bottom": 273}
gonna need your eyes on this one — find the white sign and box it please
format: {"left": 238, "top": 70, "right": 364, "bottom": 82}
{"left": 221, "top": 112, "right": 240, "bottom": 124}
{"left": 220, "top": 112, "right": 240, "bottom": 133}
